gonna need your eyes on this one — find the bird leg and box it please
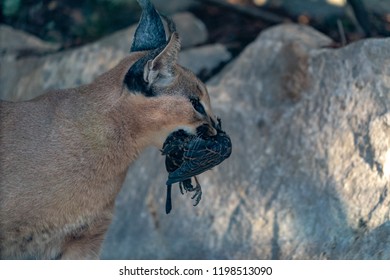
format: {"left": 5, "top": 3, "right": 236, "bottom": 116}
{"left": 178, "top": 178, "right": 202, "bottom": 206}
{"left": 179, "top": 181, "right": 184, "bottom": 195}
{"left": 181, "top": 179, "right": 195, "bottom": 193}
{"left": 191, "top": 176, "right": 202, "bottom": 207}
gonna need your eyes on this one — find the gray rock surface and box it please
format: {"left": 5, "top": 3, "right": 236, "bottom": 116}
{"left": 0, "top": 13, "right": 209, "bottom": 101}
{"left": 0, "top": 24, "right": 60, "bottom": 56}
{"left": 101, "top": 24, "right": 390, "bottom": 259}
{"left": 179, "top": 44, "right": 232, "bottom": 77}
{"left": 263, "top": 0, "right": 345, "bottom": 19}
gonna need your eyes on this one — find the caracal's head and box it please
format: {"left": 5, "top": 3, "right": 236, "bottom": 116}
{"left": 118, "top": 0, "right": 217, "bottom": 148}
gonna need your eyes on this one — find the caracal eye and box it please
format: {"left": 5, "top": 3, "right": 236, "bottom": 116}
{"left": 189, "top": 97, "right": 206, "bottom": 115}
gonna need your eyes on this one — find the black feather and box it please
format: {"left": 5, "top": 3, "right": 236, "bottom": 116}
{"left": 161, "top": 119, "right": 232, "bottom": 213}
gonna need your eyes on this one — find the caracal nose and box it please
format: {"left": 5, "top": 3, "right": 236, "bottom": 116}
{"left": 208, "top": 116, "right": 218, "bottom": 136}
{"left": 209, "top": 125, "right": 217, "bottom": 136}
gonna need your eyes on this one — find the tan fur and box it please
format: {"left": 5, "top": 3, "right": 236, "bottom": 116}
{"left": 0, "top": 36, "right": 217, "bottom": 259}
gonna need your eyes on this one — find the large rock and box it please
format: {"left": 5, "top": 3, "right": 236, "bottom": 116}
{"left": 0, "top": 13, "right": 209, "bottom": 101}
{"left": 101, "top": 24, "right": 390, "bottom": 259}
{"left": 0, "top": 24, "right": 60, "bottom": 56}
{"left": 179, "top": 44, "right": 232, "bottom": 78}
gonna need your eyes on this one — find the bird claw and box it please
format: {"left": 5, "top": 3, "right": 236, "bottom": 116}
{"left": 181, "top": 179, "right": 194, "bottom": 193}
{"left": 178, "top": 178, "right": 202, "bottom": 206}
{"left": 191, "top": 184, "right": 202, "bottom": 207}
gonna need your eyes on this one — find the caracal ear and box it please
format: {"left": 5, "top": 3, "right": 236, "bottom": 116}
{"left": 130, "top": 0, "right": 166, "bottom": 52}
{"left": 143, "top": 32, "right": 181, "bottom": 87}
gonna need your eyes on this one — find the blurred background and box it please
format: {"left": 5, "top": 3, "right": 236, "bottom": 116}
{"left": 2, "top": 0, "right": 390, "bottom": 80}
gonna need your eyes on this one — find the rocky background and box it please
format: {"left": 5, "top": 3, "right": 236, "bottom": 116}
{"left": 1, "top": 0, "right": 390, "bottom": 259}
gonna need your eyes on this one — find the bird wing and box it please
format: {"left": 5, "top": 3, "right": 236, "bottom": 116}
{"left": 166, "top": 134, "right": 232, "bottom": 185}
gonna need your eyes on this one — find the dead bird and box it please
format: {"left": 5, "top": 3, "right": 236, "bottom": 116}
{"left": 162, "top": 119, "right": 232, "bottom": 214}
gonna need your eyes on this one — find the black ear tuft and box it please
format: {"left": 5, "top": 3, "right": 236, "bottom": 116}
{"left": 131, "top": 0, "right": 166, "bottom": 52}
{"left": 126, "top": 1, "right": 181, "bottom": 96}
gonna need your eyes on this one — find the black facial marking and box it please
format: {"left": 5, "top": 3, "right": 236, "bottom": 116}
{"left": 124, "top": 46, "right": 165, "bottom": 96}
{"left": 190, "top": 97, "right": 206, "bottom": 115}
